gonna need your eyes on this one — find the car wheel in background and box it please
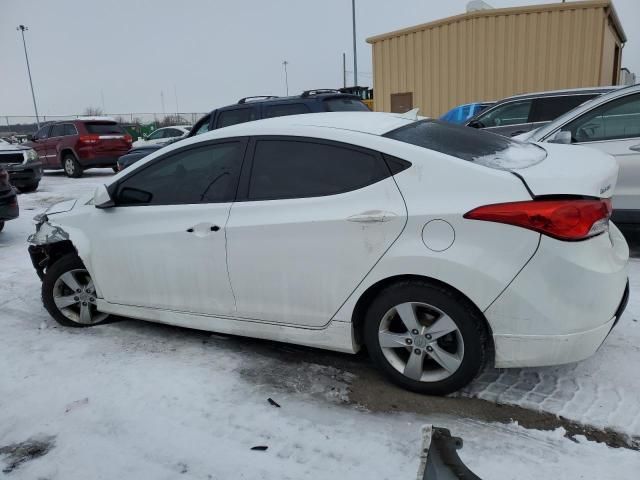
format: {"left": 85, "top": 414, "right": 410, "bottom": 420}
{"left": 364, "top": 280, "right": 488, "bottom": 395}
{"left": 63, "top": 154, "right": 83, "bottom": 178}
{"left": 42, "top": 253, "right": 110, "bottom": 327}
{"left": 18, "top": 182, "right": 39, "bottom": 193}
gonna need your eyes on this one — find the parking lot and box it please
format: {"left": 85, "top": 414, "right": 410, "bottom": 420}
{"left": 1, "top": 170, "right": 639, "bottom": 478}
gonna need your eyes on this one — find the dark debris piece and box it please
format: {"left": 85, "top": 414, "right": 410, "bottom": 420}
{"left": 251, "top": 446, "right": 269, "bottom": 451}
{"left": 0, "top": 436, "right": 56, "bottom": 473}
{"left": 267, "top": 398, "right": 281, "bottom": 408}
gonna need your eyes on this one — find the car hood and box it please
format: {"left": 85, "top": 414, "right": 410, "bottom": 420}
{"left": 0, "top": 143, "right": 30, "bottom": 152}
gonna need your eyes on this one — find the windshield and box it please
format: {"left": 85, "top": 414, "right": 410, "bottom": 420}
{"left": 385, "top": 119, "right": 546, "bottom": 169}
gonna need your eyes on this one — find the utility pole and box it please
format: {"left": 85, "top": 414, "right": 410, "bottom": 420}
{"left": 17, "top": 25, "right": 40, "bottom": 129}
{"left": 160, "top": 90, "right": 165, "bottom": 116}
{"left": 282, "top": 60, "right": 289, "bottom": 96}
{"left": 342, "top": 53, "right": 347, "bottom": 88}
{"left": 351, "top": 0, "right": 358, "bottom": 87}
{"left": 174, "top": 84, "right": 179, "bottom": 116}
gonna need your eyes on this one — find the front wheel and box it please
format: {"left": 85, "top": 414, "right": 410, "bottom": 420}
{"left": 63, "top": 154, "right": 83, "bottom": 178}
{"left": 42, "top": 254, "right": 110, "bottom": 327}
{"left": 364, "top": 281, "right": 488, "bottom": 395}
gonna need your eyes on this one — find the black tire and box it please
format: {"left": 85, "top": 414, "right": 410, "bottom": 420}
{"left": 42, "top": 253, "right": 110, "bottom": 327}
{"left": 18, "top": 182, "right": 39, "bottom": 193}
{"left": 62, "top": 154, "right": 83, "bottom": 178}
{"left": 363, "top": 280, "right": 488, "bottom": 395}
{"left": 0, "top": 221, "right": 4, "bottom": 232}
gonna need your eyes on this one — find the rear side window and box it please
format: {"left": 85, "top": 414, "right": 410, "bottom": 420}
{"left": 216, "top": 108, "right": 257, "bottom": 128}
{"left": 263, "top": 103, "right": 311, "bottom": 118}
{"left": 63, "top": 124, "right": 78, "bottom": 136}
{"left": 85, "top": 122, "right": 124, "bottom": 134}
{"left": 323, "top": 97, "right": 370, "bottom": 112}
{"left": 115, "top": 142, "right": 244, "bottom": 206}
{"left": 530, "top": 95, "right": 597, "bottom": 123}
{"left": 49, "top": 124, "right": 65, "bottom": 137}
{"left": 248, "top": 139, "right": 388, "bottom": 200}
{"left": 385, "top": 120, "right": 546, "bottom": 170}
{"left": 474, "top": 100, "right": 532, "bottom": 127}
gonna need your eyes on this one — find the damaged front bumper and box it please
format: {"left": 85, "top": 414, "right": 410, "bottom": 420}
{"left": 27, "top": 215, "right": 71, "bottom": 280}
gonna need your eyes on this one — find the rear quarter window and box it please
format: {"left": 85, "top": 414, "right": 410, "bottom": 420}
{"left": 385, "top": 120, "right": 546, "bottom": 170}
{"left": 84, "top": 122, "right": 124, "bottom": 134}
{"left": 323, "top": 97, "right": 370, "bottom": 112}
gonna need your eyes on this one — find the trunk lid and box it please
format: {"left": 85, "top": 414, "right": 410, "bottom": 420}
{"left": 514, "top": 143, "right": 618, "bottom": 199}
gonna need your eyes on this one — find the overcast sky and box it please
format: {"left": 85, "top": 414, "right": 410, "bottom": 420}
{"left": 2, "top": 0, "right": 639, "bottom": 117}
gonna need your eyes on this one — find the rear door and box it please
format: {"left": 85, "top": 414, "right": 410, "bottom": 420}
{"left": 46, "top": 124, "right": 66, "bottom": 167}
{"left": 556, "top": 92, "right": 640, "bottom": 213}
{"left": 529, "top": 94, "right": 598, "bottom": 132}
{"left": 225, "top": 136, "right": 407, "bottom": 327}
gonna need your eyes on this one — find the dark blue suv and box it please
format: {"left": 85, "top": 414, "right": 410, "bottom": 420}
{"left": 118, "top": 90, "right": 370, "bottom": 170}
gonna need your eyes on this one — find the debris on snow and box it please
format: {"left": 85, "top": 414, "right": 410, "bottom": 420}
{"left": 267, "top": 398, "right": 281, "bottom": 408}
{"left": 0, "top": 435, "right": 55, "bottom": 473}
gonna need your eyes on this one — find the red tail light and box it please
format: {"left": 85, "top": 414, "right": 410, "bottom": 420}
{"left": 464, "top": 198, "right": 612, "bottom": 241}
{"left": 78, "top": 134, "right": 100, "bottom": 145}
{"left": 124, "top": 134, "right": 133, "bottom": 144}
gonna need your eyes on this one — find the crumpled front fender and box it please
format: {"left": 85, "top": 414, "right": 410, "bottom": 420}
{"left": 27, "top": 216, "right": 70, "bottom": 246}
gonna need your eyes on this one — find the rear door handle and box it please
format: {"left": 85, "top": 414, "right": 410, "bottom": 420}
{"left": 186, "top": 223, "right": 220, "bottom": 237}
{"left": 630, "top": 144, "right": 640, "bottom": 152}
{"left": 347, "top": 210, "right": 398, "bottom": 223}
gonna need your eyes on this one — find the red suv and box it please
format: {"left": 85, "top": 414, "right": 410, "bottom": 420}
{"left": 28, "top": 118, "right": 132, "bottom": 177}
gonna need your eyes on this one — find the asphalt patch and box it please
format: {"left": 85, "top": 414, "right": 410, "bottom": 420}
{"left": 0, "top": 435, "right": 56, "bottom": 473}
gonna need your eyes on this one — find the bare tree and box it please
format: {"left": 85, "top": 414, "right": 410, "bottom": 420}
{"left": 83, "top": 106, "right": 104, "bottom": 116}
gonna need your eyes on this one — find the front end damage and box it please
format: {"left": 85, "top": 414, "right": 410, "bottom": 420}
{"left": 28, "top": 214, "right": 75, "bottom": 280}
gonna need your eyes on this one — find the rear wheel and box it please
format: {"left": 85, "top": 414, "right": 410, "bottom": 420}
{"left": 364, "top": 280, "right": 487, "bottom": 395}
{"left": 42, "top": 254, "right": 110, "bottom": 327}
{"left": 63, "top": 154, "right": 83, "bottom": 178}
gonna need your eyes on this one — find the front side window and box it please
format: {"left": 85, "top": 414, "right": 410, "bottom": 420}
{"left": 216, "top": 108, "right": 257, "bottom": 128}
{"left": 114, "top": 142, "right": 244, "bottom": 206}
{"left": 49, "top": 124, "right": 65, "bottom": 138}
{"left": 263, "top": 103, "right": 311, "bottom": 118}
{"left": 163, "top": 128, "right": 182, "bottom": 138}
{"left": 561, "top": 93, "right": 640, "bottom": 143}
{"left": 475, "top": 100, "right": 532, "bottom": 128}
{"left": 530, "top": 94, "right": 597, "bottom": 123}
{"left": 248, "top": 139, "right": 388, "bottom": 201}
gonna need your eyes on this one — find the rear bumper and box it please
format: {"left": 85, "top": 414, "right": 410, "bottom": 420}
{"left": 486, "top": 223, "right": 629, "bottom": 368}
{"left": 493, "top": 281, "right": 628, "bottom": 368}
{"left": 79, "top": 156, "right": 121, "bottom": 168}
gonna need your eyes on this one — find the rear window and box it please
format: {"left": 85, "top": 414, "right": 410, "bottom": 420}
{"left": 84, "top": 122, "right": 124, "bottom": 134}
{"left": 385, "top": 120, "right": 546, "bottom": 170}
{"left": 323, "top": 97, "right": 370, "bottom": 112}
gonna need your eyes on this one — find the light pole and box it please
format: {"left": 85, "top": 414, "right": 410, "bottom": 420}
{"left": 351, "top": 0, "right": 358, "bottom": 86}
{"left": 283, "top": 60, "right": 289, "bottom": 96}
{"left": 17, "top": 25, "right": 40, "bottom": 129}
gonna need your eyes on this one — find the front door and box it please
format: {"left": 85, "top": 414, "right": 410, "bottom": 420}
{"left": 86, "top": 140, "right": 247, "bottom": 316}
{"left": 30, "top": 125, "right": 51, "bottom": 166}
{"left": 558, "top": 92, "right": 640, "bottom": 214}
{"left": 226, "top": 137, "right": 407, "bottom": 327}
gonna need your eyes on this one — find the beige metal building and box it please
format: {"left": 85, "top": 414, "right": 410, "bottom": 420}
{"left": 367, "top": 1, "right": 627, "bottom": 116}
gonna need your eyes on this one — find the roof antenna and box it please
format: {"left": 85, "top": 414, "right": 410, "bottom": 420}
{"left": 398, "top": 108, "right": 420, "bottom": 120}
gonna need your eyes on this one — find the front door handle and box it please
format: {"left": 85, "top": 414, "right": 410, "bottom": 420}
{"left": 630, "top": 144, "right": 640, "bottom": 152}
{"left": 347, "top": 210, "right": 398, "bottom": 223}
{"left": 186, "top": 223, "right": 220, "bottom": 237}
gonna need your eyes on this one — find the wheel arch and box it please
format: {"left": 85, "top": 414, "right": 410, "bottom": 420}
{"left": 350, "top": 274, "right": 494, "bottom": 353}
{"left": 59, "top": 148, "right": 78, "bottom": 166}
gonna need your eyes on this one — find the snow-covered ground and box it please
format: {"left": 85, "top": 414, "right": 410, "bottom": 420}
{"left": 1, "top": 171, "right": 639, "bottom": 478}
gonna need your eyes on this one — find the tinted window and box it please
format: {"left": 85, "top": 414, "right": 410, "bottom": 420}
{"left": 323, "top": 97, "right": 370, "bottom": 112}
{"left": 49, "top": 124, "right": 65, "bottom": 137}
{"left": 216, "top": 108, "right": 257, "bottom": 128}
{"left": 85, "top": 122, "right": 124, "bottom": 134}
{"left": 115, "top": 142, "right": 243, "bottom": 206}
{"left": 193, "top": 116, "right": 211, "bottom": 136}
{"left": 385, "top": 120, "right": 546, "bottom": 169}
{"left": 248, "top": 139, "right": 388, "bottom": 200}
{"left": 34, "top": 126, "right": 49, "bottom": 140}
{"left": 475, "top": 100, "right": 532, "bottom": 127}
{"left": 562, "top": 93, "right": 640, "bottom": 143}
{"left": 163, "top": 128, "right": 182, "bottom": 138}
{"left": 147, "top": 129, "right": 165, "bottom": 140}
{"left": 531, "top": 94, "right": 597, "bottom": 123}
{"left": 63, "top": 124, "right": 78, "bottom": 136}
{"left": 263, "top": 103, "right": 311, "bottom": 118}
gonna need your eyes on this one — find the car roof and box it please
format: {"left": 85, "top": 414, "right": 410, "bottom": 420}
{"left": 528, "top": 83, "right": 640, "bottom": 140}
{"left": 493, "top": 86, "right": 620, "bottom": 104}
{"left": 230, "top": 91, "right": 360, "bottom": 107}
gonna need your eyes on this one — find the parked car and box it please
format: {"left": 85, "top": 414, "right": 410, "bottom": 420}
{"left": 465, "top": 87, "right": 618, "bottom": 137}
{"left": 116, "top": 89, "right": 370, "bottom": 170}
{"left": 132, "top": 125, "right": 191, "bottom": 148}
{"left": 0, "top": 167, "right": 19, "bottom": 232}
{"left": 516, "top": 83, "right": 640, "bottom": 224}
{"left": 28, "top": 112, "right": 628, "bottom": 395}
{"left": 27, "top": 117, "right": 132, "bottom": 178}
{"left": 440, "top": 102, "right": 494, "bottom": 124}
{"left": 0, "top": 138, "right": 42, "bottom": 192}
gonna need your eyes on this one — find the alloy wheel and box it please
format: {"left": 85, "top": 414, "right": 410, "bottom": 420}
{"left": 377, "top": 302, "right": 464, "bottom": 383}
{"left": 64, "top": 158, "right": 75, "bottom": 176}
{"left": 52, "top": 269, "right": 108, "bottom": 325}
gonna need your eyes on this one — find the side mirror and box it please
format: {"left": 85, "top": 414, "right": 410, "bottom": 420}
{"left": 548, "top": 130, "right": 572, "bottom": 145}
{"left": 27, "top": 134, "right": 35, "bottom": 142}
{"left": 467, "top": 120, "right": 484, "bottom": 129}
{"left": 94, "top": 184, "right": 114, "bottom": 209}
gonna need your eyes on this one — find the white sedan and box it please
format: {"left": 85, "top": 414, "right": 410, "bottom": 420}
{"left": 132, "top": 125, "right": 191, "bottom": 147}
{"left": 27, "top": 112, "right": 629, "bottom": 394}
